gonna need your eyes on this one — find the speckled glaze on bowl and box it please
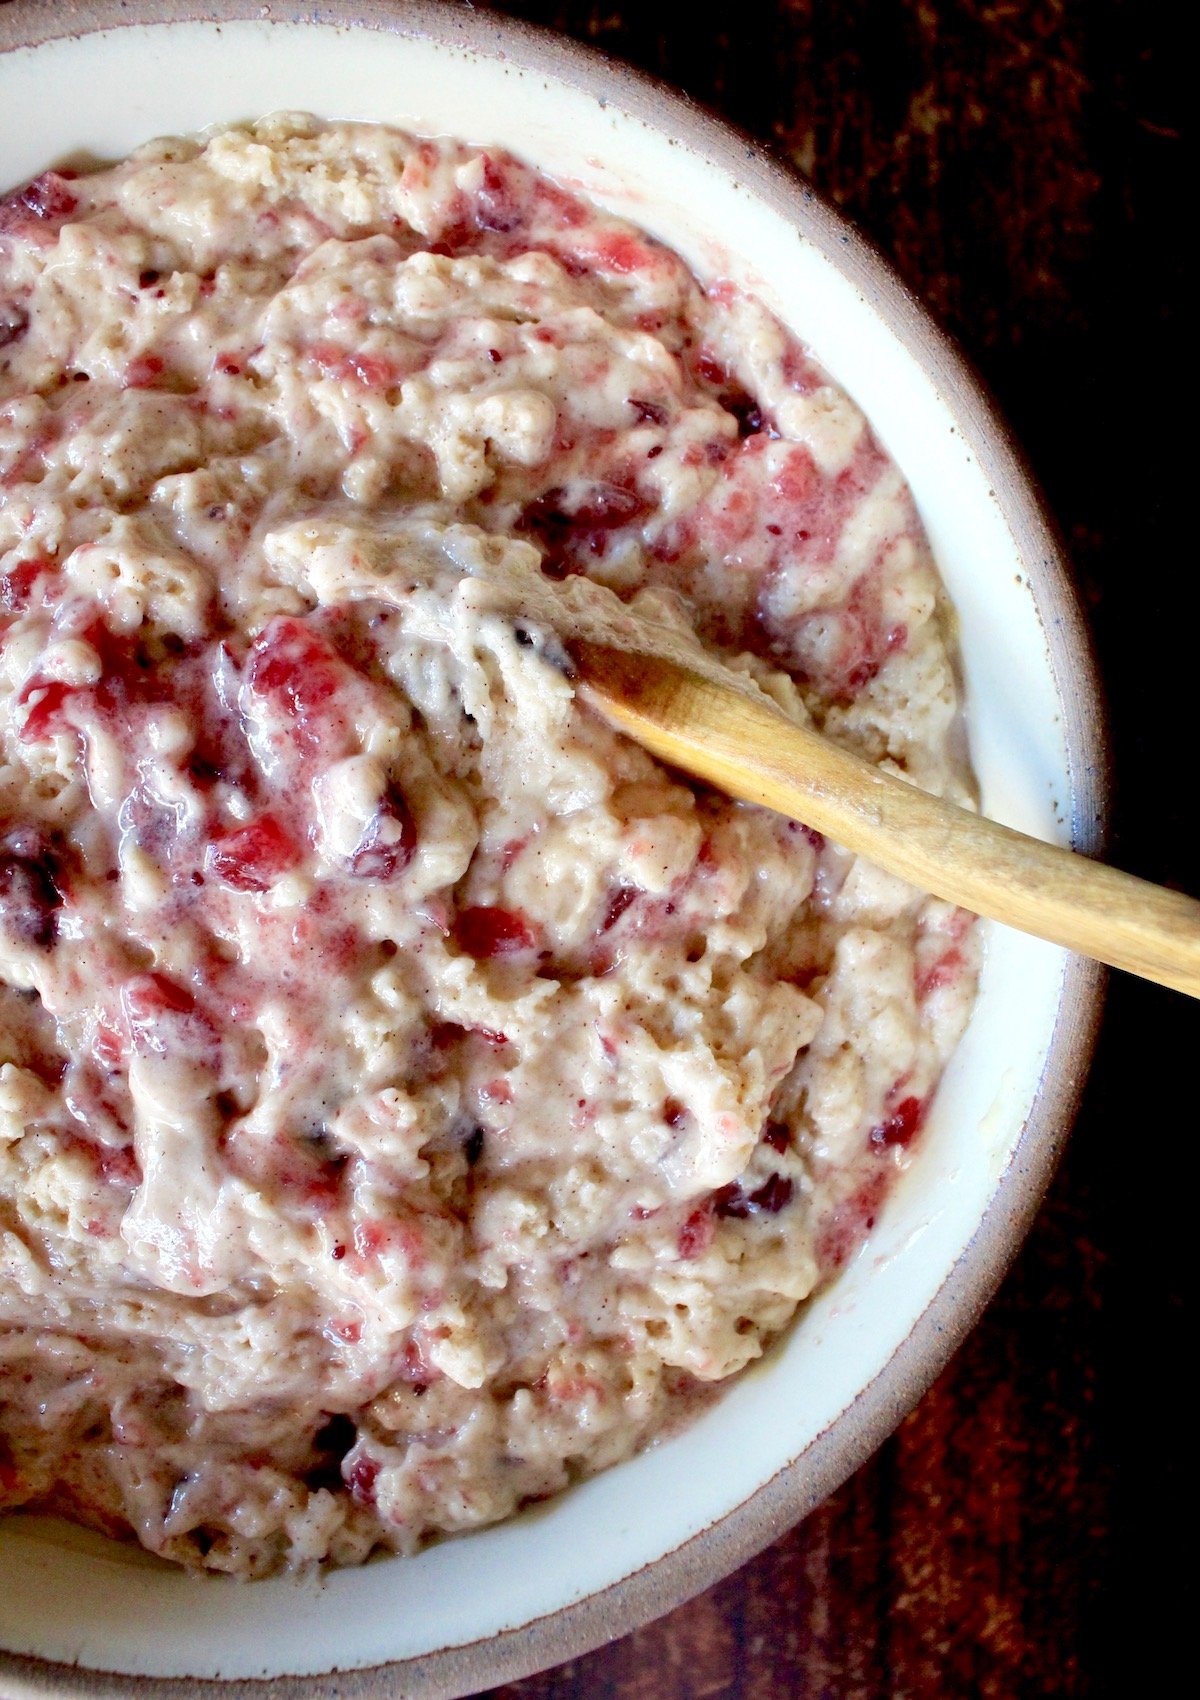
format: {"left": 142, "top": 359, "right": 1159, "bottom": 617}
{"left": 0, "top": 3, "right": 1107, "bottom": 1695}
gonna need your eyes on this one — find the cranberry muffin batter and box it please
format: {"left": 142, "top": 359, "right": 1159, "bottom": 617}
{"left": 0, "top": 117, "right": 978, "bottom": 1574}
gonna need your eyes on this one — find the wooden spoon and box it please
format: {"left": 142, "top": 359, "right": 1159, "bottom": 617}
{"left": 570, "top": 640, "right": 1200, "bottom": 1000}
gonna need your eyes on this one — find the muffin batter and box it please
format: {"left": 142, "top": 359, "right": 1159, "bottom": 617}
{"left": 0, "top": 117, "right": 978, "bottom": 1574}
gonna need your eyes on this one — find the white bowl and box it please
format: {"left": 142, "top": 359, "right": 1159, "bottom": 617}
{"left": 0, "top": 4, "right": 1106, "bottom": 1695}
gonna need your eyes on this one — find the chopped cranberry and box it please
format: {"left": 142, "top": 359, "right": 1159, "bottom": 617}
{"left": 537, "top": 554, "right": 578, "bottom": 581}
{"left": 475, "top": 153, "right": 523, "bottom": 233}
{"left": 589, "top": 231, "right": 649, "bottom": 274}
{"left": 524, "top": 480, "right": 648, "bottom": 534}
{"left": 207, "top": 815, "right": 302, "bottom": 892}
{"left": 678, "top": 1204, "right": 715, "bottom": 1259}
{"left": 0, "top": 171, "right": 78, "bottom": 233}
{"left": 120, "top": 974, "right": 208, "bottom": 1059}
{"left": 749, "top": 1173, "right": 794, "bottom": 1213}
{"left": 662, "top": 1097, "right": 688, "bottom": 1129}
{"left": 1, "top": 555, "right": 53, "bottom": 613}
{"left": 601, "top": 884, "right": 639, "bottom": 931}
{"left": 247, "top": 616, "right": 343, "bottom": 752}
{"left": 344, "top": 1453, "right": 380, "bottom": 1506}
{"left": 309, "top": 341, "right": 398, "bottom": 391}
{"left": 693, "top": 351, "right": 728, "bottom": 387}
{"left": 712, "top": 1181, "right": 751, "bottom": 1220}
{"left": 17, "top": 678, "right": 75, "bottom": 742}
{"left": 869, "top": 1095, "right": 925, "bottom": 1150}
{"left": 0, "top": 824, "right": 65, "bottom": 949}
{"left": 722, "top": 386, "right": 767, "bottom": 437}
{"left": 713, "top": 1171, "right": 794, "bottom": 1219}
{"left": 0, "top": 304, "right": 29, "bottom": 349}
{"left": 762, "top": 1120, "right": 791, "bottom": 1153}
{"left": 454, "top": 905, "right": 537, "bottom": 958}
{"left": 347, "top": 781, "right": 416, "bottom": 880}
{"left": 123, "top": 353, "right": 165, "bottom": 390}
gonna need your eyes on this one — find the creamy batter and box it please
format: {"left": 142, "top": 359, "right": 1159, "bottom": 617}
{"left": 0, "top": 117, "right": 978, "bottom": 1575}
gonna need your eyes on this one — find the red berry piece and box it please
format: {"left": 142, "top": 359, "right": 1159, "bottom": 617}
{"left": 0, "top": 304, "right": 29, "bottom": 349}
{"left": 123, "top": 353, "right": 166, "bottom": 390}
{"left": 600, "top": 884, "right": 639, "bottom": 931}
{"left": 524, "top": 480, "right": 648, "bottom": 534}
{"left": 693, "top": 351, "right": 728, "bottom": 388}
{"left": 712, "top": 1182, "right": 751, "bottom": 1220}
{"left": 869, "top": 1095, "right": 925, "bottom": 1150}
{"left": 207, "top": 815, "right": 302, "bottom": 892}
{"left": 309, "top": 342, "right": 398, "bottom": 391}
{"left": 0, "top": 172, "right": 78, "bottom": 234}
{"left": 454, "top": 905, "right": 537, "bottom": 958}
{"left": 1, "top": 555, "right": 53, "bottom": 613}
{"left": 589, "top": 231, "right": 649, "bottom": 274}
{"left": 247, "top": 616, "right": 343, "bottom": 752}
{"left": 17, "top": 678, "right": 75, "bottom": 742}
{"left": 762, "top": 1120, "right": 790, "bottom": 1153}
{"left": 120, "top": 972, "right": 206, "bottom": 1057}
{"left": 749, "top": 1173, "right": 793, "bottom": 1214}
{"left": 344, "top": 1453, "right": 380, "bottom": 1506}
{"left": 712, "top": 1170, "right": 794, "bottom": 1220}
{"left": 678, "top": 1204, "right": 715, "bottom": 1259}
{"left": 347, "top": 782, "right": 416, "bottom": 880}
{"left": 0, "top": 823, "right": 65, "bottom": 949}
{"left": 475, "top": 153, "right": 523, "bottom": 234}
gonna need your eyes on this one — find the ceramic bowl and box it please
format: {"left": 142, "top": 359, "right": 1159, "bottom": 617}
{"left": 0, "top": 3, "right": 1106, "bottom": 1695}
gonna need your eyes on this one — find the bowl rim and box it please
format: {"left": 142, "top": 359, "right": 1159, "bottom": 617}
{"left": 0, "top": 2, "right": 1109, "bottom": 1695}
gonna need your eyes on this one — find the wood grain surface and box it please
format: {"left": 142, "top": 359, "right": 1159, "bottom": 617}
{"left": 465, "top": 3, "right": 1186, "bottom": 1697}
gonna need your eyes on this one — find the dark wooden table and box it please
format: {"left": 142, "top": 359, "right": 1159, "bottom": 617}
{"left": 470, "top": 3, "right": 1187, "bottom": 1696}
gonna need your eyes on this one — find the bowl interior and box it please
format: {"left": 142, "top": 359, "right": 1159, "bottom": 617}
{"left": 0, "top": 6, "right": 1100, "bottom": 1689}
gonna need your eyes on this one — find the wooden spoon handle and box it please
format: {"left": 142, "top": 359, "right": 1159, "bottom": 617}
{"left": 573, "top": 641, "right": 1200, "bottom": 1000}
